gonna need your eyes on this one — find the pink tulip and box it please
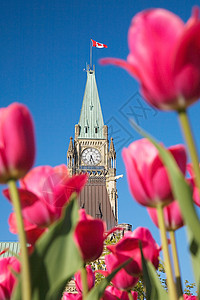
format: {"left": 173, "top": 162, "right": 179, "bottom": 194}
{"left": 4, "top": 165, "right": 87, "bottom": 228}
{"left": 104, "top": 253, "right": 138, "bottom": 290}
{"left": 0, "top": 103, "right": 35, "bottom": 183}
{"left": 187, "top": 163, "right": 200, "bottom": 207}
{"left": 74, "top": 265, "right": 95, "bottom": 293}
{"left": 101, "top": 8, "right": 200, "bottom": 110}
{"left": 183, "top": 295, "right": 198, "bottom": 300}
{"left": 147, "top": 200, "right": 184, "bottom": 231}
{"left": 62, "top": 293, "right": 82, "bottom": 300}
{"left": 107, "top": 227, "right": 159, "bottom": 276}
{"left": 122, "top": 139, "right": 187, "bottom": 207}
{"left": 0, "top": 257, "right": 20, "bottom": 300}
{"left": 74, "top": 209, "right": 106, "bottom": 263}
{"left": 101, "top": 289, "right": 118, "bottom": 300}
{"left": 105, "top": 286, "right": 138, "bottom": 300}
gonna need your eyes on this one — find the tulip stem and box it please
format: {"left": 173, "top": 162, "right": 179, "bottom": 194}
{"left": 81, "top": 265, "right": 88, "bottom": 299}
{"left": 178, "top": 108, "right": 200, "bottom": 194}
{"left": 169, "top": 230, "right": 183, "bottom": 300}
{"left": 157, "top": 204, "right": 178, "bottom": 300}
{"left": 8, "top": 179, "right": 31, "bottom": 300}
{"left": 128, "top": 290, "right": 134, "bottom": 300}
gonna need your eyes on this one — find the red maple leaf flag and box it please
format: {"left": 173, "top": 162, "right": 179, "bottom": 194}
{"left": 91, "top": 39, "right": 108, "bottom": 48}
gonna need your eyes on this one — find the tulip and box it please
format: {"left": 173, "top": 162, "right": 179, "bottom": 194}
{"left": 0, "top": 103, "right": 35, "bottom": 183}
{"left": 183, "top": 295, "right": 198, "bottom": 300}
{"left": 0, "top": 256, "right": 20, "bottom": 300}
{"left": 101, "top": 289, "right": 118, "bottom": 300}
{"left": 62, "top": 293, "right": 82, "bottom": 300}
{"left": 74, "top": 209, "right": 106, "bottom": 263}
{"left": 75, "top": 265, "right": 95, "bottom": 293}
{"left": 122, "top": 138, "right": 187, "bottom": 207}
{"left": 4, "top": 165, "right": 87, "bottom": 228}
{"left": 100, "top": 8, "right": 200, "bottom": 111}
{"left": 147, "top": 200, "right": 184, "bottom": 231}
{"left": 105, "top": 286, "right": 138, "bottom": 300}
{"left": 107, "top": 227, "right": 159, "bottom": 276}
{"left": 104, "top": 253, "right": 139, "bottom": 290}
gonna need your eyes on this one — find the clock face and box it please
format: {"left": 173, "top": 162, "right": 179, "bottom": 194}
{"left": 82, "top": 148, "right": 101, "bottom": 166}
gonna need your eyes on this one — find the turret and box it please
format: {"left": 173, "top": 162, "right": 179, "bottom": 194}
{"left": 67, "top": 137, "right": 75, "bottom": 174}
{"left": 109, "top": 137, "right": 116, "bottom": 169}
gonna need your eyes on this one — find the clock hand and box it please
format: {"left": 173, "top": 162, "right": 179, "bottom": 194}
{"left": 90, "top": 155, "right": 95, "bottom": 164}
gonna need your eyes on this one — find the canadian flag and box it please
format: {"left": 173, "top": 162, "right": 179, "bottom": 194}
{"left": 91, "top": 39, "right": 108, "bottom": 48}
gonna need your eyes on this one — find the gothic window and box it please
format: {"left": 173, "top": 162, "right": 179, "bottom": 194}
{"left": 95, "top": 127, "right": 98, "bottom": 134}
{"left": 85, "top": 126, "right": 88, "bottom": 133}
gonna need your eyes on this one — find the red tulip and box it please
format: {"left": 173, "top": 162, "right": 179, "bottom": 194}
{"left": 0, "top": 103, "right": 35, "bottom": 183}
{"left": 74, "top": 265, "right": 95, "bottom": 293}
{"left": 104, "top": 253, "right": 138, "bottom": 290}
{"left": 101, "top": 288, "right": 119, "bottom": 300}
{"left": 107, "top": 227, "right": 159, "bottom": 276}
{"left": 0, "top": 257, "right": 20, "bottom": 300}
{"left": 122, "top": 139, "right": 187, "bottom": 207}
{"left": 101, "top": 8, "right": 200, "bottom": 110}
{"left": 183, "top": 295, "right": 197, "bottom": 300}
{"left": 74, "top": 209, "right": 106, "bottom": 263}
{"left": 4, "top": 165, "right": 87, "bottom": 228}
{"left": 147, "top": 200, "right": 184, "bottom": 231}
{"left": 62, "top": 293, "right": 82, "bottom": 300}
{"left": 105, "top": 286, "right": 138, "bottom": 300}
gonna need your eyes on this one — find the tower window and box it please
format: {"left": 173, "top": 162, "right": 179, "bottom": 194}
{"left": 95, "top": 127, "right": 98, "bottom": 134}
{"left": 85, "top": 127, "right": 88, "bottom": 133}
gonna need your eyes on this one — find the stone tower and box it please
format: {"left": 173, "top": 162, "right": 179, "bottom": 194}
{"left": 67, "top": 65, "right": 118, "bottom": 229}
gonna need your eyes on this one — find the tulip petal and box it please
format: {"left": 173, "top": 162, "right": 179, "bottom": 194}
{"left": 100, "top": 57, "right": 141, "bottom": 79}
{"left": 122, "top": 147, "right": 152, "bottom": 206}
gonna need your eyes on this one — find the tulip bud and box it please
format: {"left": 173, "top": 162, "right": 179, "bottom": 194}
{"left": 100, "top": 8, "right": 200, "bottom": 111}
{"left": 147, "top": 201, "right": 184, "bottom": 231}
{"left": 74, "top": 209, "right": 106, "bottom": 263}
{"left": 75, "top": 265, "right": 95, "bottom": 293}
{"left": 0, "top": 103, "right": 35, "bottom": 183}
{"left": 122, "top": 139, "right": 187, "bottom": 207}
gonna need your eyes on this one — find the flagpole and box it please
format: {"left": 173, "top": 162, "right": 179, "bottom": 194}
{"left": 90, "top": 39, "right": 92, "bottom": 70}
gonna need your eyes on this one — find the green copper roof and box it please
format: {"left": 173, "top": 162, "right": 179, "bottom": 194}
{"left": 78, "top": 68, "right": 105, "bottom": 139}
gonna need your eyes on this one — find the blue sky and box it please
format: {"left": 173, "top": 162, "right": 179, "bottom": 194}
{"left": 1, "top": 0, "right": 200, "bottom": 290}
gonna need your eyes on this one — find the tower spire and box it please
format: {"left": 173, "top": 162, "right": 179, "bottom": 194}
{"left": 78, "top": 66, "right": 105, "bottom": 139}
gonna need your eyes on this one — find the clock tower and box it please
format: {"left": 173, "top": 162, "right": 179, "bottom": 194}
{"left": 67, "top": 65, "right": 118, "bottom": 229}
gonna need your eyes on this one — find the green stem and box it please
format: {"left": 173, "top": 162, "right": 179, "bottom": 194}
{"left": 8, "top": 179, "right": 31, "bottom": 300}
{"left": 169, "top": 231, "right": 183, "bottom": 300}
{"left": 81, "top": 265, "right": 88, "bottom": 299}
{"left": 128, "top": 290, "right": 134, "bottom": 300}
{"left": 178, "top": 109, "right": 200, "bottom": 193}
{"left": 157, "top": 204, "right": 178, "bottom": 300}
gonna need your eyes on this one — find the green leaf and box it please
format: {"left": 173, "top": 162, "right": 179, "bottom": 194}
{"left": 130, "top": 119, "right": 200, "bottom": 244}
{"left": 13, "top": 196, "right": 83, "bottom": 300}
{"left": 140, "top": 242, "right": 168, "bottom": 300}
{"left": 142, "top": 256, "right": 168, "bottom": 300}
{"left": 187, "top": 228, "right": 200, "bottom": 299}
